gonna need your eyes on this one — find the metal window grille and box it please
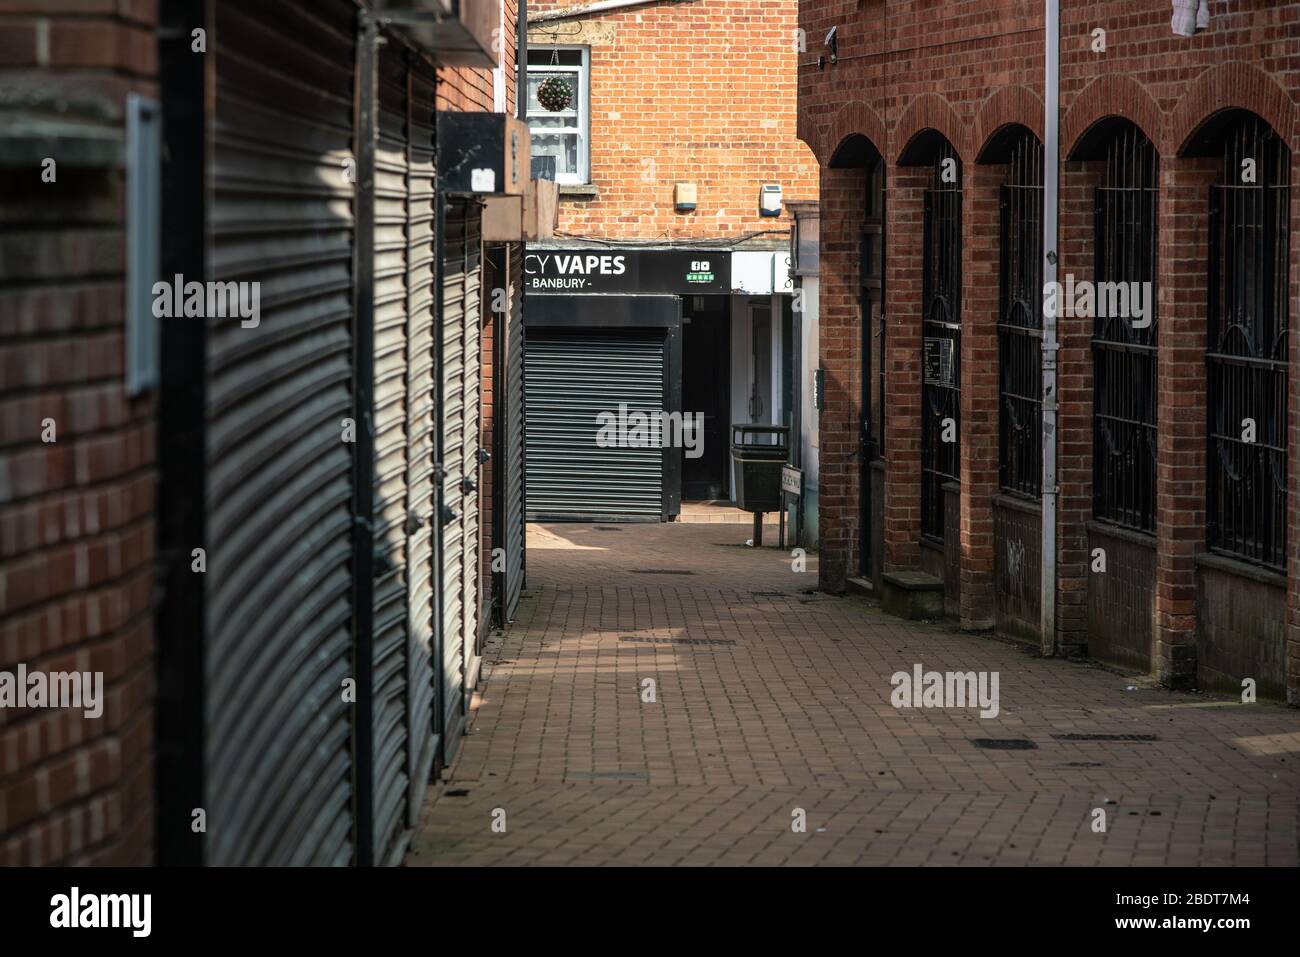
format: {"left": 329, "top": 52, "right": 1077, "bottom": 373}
{"left": 921, "top": 141, "right": 962, "bottom": 540}
{"left": 1092, "top": 127, "right": 1158, "bottom": 532}
{"left": 998, "top": 131, "right": 1044, "bottom": 497}
{"left": 1207, "top": 116, "right": 1290, "bottom": 570}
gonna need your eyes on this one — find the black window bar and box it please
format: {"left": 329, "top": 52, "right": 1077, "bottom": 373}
{"left": 998, "top": 131, "right": 1044, "bottom": 498}
{"left": 1208, "top": 116, "right": 1290, "bottom": 570}
{"left": 921, "top": 140, "right": 962, "bottom": 541}
{"left": 1093, "top": 126, "right": 1158, "bottom": 532}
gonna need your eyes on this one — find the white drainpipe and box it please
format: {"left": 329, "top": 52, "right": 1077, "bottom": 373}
{"left": 1040, "top": 0, "right": 1060, "bottom": 656}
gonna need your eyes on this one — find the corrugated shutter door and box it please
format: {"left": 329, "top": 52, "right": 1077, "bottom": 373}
{"left": 525, "top": 333, "right": 666, "bottom": 521}
{"left": 205, "top": 0, "right": 356, "bottom": 866}
{"left": 503, "top": 247, "right": 525, "bottom": 619}
{"left": 461, "top": 213, "right": 483, "bottom": 690}
{"left": 370, "top": 47, "right": 411, "bottom": 866}
{"left": 438, "top": 199, "right": 480, "bottom": 758}
{"left": 404, "top": 69, "right": 438, "bottom": 829}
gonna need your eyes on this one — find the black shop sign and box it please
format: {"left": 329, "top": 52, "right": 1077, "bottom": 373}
{"left": 524, "top": 249, "right": 731, "bottom": 294}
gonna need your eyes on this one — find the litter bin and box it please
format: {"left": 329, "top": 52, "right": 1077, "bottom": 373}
{"left": 731, "top": 424, "right": 789, "bottom": 514}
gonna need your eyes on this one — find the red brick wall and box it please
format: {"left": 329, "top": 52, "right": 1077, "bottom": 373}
{"left": 882, "top": 164, "right": 928, "bottom": 576}
{"left": 529, "top": 0, "right": 818, "bottom": 240}
{"left": 798, "top": 0, "right": 1300, "bottom": 697}
{"left": 958, "top": 161, "right": 1001, "bottom": 631}
{"left": 816, "top": 163, "right": 865, "bottom": 589}
{"left": 0, "top": 0, "right": 159, "bottom": 864}
{"left": 1055, "top": 157, "right": 1104, "bottom": 653}
{"left": 1154, "top": 157, "right": 1218, "bottom": 689}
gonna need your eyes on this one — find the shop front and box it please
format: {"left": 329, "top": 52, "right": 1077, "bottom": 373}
{"left": 523, "top": 244, "right": 796, "bottom": 521}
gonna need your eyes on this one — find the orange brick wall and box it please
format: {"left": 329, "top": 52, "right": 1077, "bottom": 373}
{"left": 529, "top": 0, "right": 818, "bottom": 241}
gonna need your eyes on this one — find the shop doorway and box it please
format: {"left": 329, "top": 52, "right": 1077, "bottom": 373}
{"left": 748, "top": 301, "right": 773, "bottom": 423}
{"left": 681, "top": 295, "right": 731, "bottom": 500}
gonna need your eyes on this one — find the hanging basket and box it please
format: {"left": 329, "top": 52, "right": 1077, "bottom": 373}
{"left": 536, "top": 75, "right": 574, "bottom": 112}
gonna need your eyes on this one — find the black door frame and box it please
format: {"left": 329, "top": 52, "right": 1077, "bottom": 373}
{"left": 680, "top": 294, "right": 731, "bottom": 501}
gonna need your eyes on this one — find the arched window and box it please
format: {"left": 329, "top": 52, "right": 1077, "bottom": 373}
{"left": 998, "top": 131, "right": 1044, "bottom": 497}
{"left": 921, "top": 140, "right": 962, "bottom": 541}
{"left": 1093, "top": 126, "right": 1158, "bottom": 531}
{"left": 1207, "top": 115, "right": 1290, "bottom": 568}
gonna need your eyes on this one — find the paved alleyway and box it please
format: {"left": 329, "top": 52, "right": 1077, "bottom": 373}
{"left": 410, "top": 522, "right": 1300, "bottom": 866}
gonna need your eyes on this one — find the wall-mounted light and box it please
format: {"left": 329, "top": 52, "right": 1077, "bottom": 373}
{"left": 818, "top": 25, "right": 838, "bottom": 69}
{"left": 675, "top": 182, "right": 697, "bottom": 213}
{"left": 759, "top": 184, "right": 783, "bottom": 218}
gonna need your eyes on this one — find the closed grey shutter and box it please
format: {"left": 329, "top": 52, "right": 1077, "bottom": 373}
{"left": 370, "top": 46, "right": 412, "bottom": 866}
{"left": 205, "top": 0, "right": 356, "bottom": 866}
{"left": 503, "top": 246, "right": 526, "bottom": 619}
{"left": 404, "top": 69, "right": 439, "bottom": 828}
{"left": 525, "top": 333, "right": 666, "bottom": 521}
{"left": 438, "top": 199, "right": 482, "bottom": 759}
{"left": 462, "top": 213, "right": 483, "bottom": 691}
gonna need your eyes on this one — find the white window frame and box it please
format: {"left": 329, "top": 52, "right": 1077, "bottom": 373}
{"left": 527, "top": 45, "right": 590, "bottom": 186}
{"left": 126, "top": 93, "right": 161, "bottom": 395}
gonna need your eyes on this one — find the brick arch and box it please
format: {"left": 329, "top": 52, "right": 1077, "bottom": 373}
{"left": 1062, "top": 74, "right": 1163, "bottom": 158}
{"left": 1169, "top": 61, "right": 1300, "bottom": 155}
{"left": 797, "top": 108, "right": 822, "bottom": 164}
{"left": 892, "top": 92, "right": 970, "bottom": 165}
{"left": 815, "top": 100, "right": 888, "bottom": 167}
{"left": 973, "top": 85, "right": 1044, "bottom": 160}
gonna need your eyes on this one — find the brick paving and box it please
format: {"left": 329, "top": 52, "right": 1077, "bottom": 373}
{"left": 409, "top": 522, "right": 1300, "bottom": 866}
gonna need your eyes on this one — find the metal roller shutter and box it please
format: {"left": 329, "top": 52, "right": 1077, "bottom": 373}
{"left": 370, "top": 46, "right": 412, "bottom": 867}
{"left": 461, "top": 213, "right": 483, "bottom": 692}
{"left": 205, "top": 0, "right": 357, "bottom": 866}
{"left": 404, "top": 68, "right": 439, "bottom": 829}
{"left": 437, "top": 199, "right": 482, "bottom": 762}
{"left": 525, "top": 333, "right": 666, "bottom": 522}
{"left": 502, "top": 246, "right": 526, "bottom": 620}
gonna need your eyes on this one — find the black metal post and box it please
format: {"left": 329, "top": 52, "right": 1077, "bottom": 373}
{"left": 154, "top": 0, "right": 210, "bottom": 868}
{"left": 350, "top": 8, "right": 380, "bottom": 868}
